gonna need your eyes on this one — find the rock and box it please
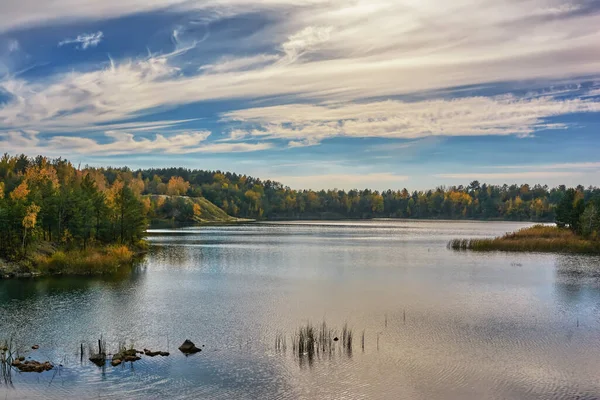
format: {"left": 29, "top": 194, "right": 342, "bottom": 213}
{"left": 89, "top": 353, "right": 106, "bottom": 366}
{"left": 18, "top": 356, "right": 25, "bottom": 361}
{"left": 333, "top": 337, "right": 339, "bottom": 342}
{"left": 159, "top": 351, "right": 170, "bottom": 357}
{"left": 123, "top": 355, "right": 141, "bottom": 362}
{"left": 111, "top": 359, "right": 122, "bottom": 366}
{"left": 178, "top": 339, "right": 201, "bottom": 354}
{"left": 32, "top": 345, "right": 39, "bottom": 350}
{"left": 13, "top": 359, "right": 53, "bottom": 373}
{"left": 144, "top": 349, "right": 161, "bottom": 357}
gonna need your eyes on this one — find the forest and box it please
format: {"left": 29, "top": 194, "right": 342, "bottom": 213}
{"left": 1, "top": 153, "right": 600, "bottom": 267}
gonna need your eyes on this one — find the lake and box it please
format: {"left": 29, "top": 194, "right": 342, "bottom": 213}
{"left": 2, "top": 220, "right": 600, "bottom": 399}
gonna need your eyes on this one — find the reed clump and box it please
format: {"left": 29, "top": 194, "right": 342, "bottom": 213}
{"left": 448, "top": 225, "right": 600, "bottom": 254}
{"left": 287, "top": 321, "right": 353, "bottom": 359}
{"left": 33, "top": 245, "right": 135, "bottom": 275}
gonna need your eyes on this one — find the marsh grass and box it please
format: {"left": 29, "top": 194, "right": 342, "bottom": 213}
{"left": 285, "top": 321, "right": 354, "bottom": 361}
{"left": 1, "top": 338, "right": 16, "bottom": 385}
{"left": 448, "top": 225, "right": 600, "bottom": 254}
{"left": 34, "top": 245, "right": 135, "bottom": 275}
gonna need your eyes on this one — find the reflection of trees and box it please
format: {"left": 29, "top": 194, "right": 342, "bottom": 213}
{"left": 147, "top": 245, "right": 195, "bottom": 268}
{"left": 0, "top": 262, "right": 146, "bottom": 304}
{"left": 553, "top": 255, "right": 600, "bottom": 305}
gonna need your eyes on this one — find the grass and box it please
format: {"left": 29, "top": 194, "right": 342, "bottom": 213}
{"left": 1, "top": 338, "right": 16, "bottom": 385}
{"left": 33, "top": 245, "right": 136, "bottom": 275}
{"left": 449, "top": 225, "right": 600, "bottom": 254}
{"left": 285, "top": 321, "right": 354, "bottom": 360}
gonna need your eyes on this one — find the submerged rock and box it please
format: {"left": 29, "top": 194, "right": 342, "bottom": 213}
{"left": 31, "top": 345, "right": 39, "bottom": 350}
{"left": 111, "top": 348, "right": 142, "bottom": 366}
{"left": 178, "top": 340, "right": 201, "bottom": 354}
{"left": 144, "top": 349, "right": 161, "bottom": 357}
{"left": 89, "top": 353, "right": 106, "bottom": 366}
{"left": 12, "top": 359, "right": 53, "bottom": 373}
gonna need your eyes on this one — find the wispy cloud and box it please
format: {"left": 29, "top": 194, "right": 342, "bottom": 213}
{"left": 0, "top": 130, "right": 271, "bottom": 156}
{"left": 7, "top": 39, "right": 19, "bottom": 52}
{"left": 1, "top": 0, "right": 600, "bottom": 156}
{"left": 58, "top": 31, "right": 103, "bottom": 50}
{"left": 434, "top": 171, "right": 582, "bottom": 180}
{"left": 489, "top": 162, "right": 600, "bottom": 170}
{"left": 223, "top": 95, "right": 600, "bottom": 145}
{"left": 270, "top": 172, "right": 409, "bottom": 190}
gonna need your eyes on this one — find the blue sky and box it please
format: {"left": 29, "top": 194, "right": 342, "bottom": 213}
{"left": 1, "top": 0, "right": 600, "bottom": 190}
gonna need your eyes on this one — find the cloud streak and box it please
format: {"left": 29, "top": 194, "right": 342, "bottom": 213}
{"left": 223, "top": 95, "right": 600, "bottom": 145}
{"left": 1, "top": 0, "right": 600, "bottom": 155}
{"left": 58, "top": 31, "right": 104, "bottom": 49}
{"left": 435, "top": 171, "right": 583, "bottom": 180}
{"left": 270, "top": 172, "right": 409, "bottom": 190}
{"left": 0, "top": 131, "right": 272, "bottom": 156}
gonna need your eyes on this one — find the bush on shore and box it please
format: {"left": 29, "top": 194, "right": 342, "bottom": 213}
{"left": 33, "top": 245, "right": 136, "bottom": 275}
{"left": 448, "top": 225, "right": 600, "bottom": 254}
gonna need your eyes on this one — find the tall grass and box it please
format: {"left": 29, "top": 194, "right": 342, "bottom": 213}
{"left": 33, "top": 245, "right": 135, "bottom": 275}
{"left": 0, "top": 338, "right": 16, "bottom": 385}
{"left": 287, "top": 321, "right": 353, "bottom": 360}
{"left": 448, "top": 225, "right": 600, "bottom": 254}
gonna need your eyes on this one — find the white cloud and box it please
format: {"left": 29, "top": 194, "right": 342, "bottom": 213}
{"left": 0, "top": 130, "right": 271, "bottom": 155}
{"left": 280, "top": 26, "right": 332, "bottom": 62}
{"left": 223, "top": 95, "right": 600, "bottom": 145}
{"left": 0, "top": 0, "right": 600, "bottom": 147}
{"left": 489, "top": 162, "right": 600, "bottom": 170}
{"left": 434, "top": 171, "right": 582, "bottom": 180}
{"left": 58, "top": 31, "right": 103, "bottom": 49}
{"left": 270, "top": 172, "right": 409, "bottom": 190}
{"left": 7, "top": 39, "right": 19, "bottom": 52}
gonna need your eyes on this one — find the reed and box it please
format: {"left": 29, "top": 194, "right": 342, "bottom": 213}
{"left": 34, "top": 245, "right": 135, "bottom": 275}
{"left": 0, "top": 337, "right": 16, "bottom": 385}
{"left": 288, "top": 321, "right": 354, "bottom": 359}
{"left": 448, "top": 225, "right": 600, "bottom": 254}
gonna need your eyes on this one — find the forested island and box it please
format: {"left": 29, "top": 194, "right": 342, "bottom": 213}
{"left": 1, "top": 153, "right": 600, "bottom": 277}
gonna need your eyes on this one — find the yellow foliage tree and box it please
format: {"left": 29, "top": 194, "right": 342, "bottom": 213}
{"left": 10, "top": 181, "right": 30, "bottom": 201}
{"left": 24, "top": 162, "right": 59, "bottom": 189}
{"left": 193, "top": 203, "right": 202, "bottom": 218}
{"left": 167, "top": 176, "right": 190, "bottom": 196}
{"left": 22, "top": 203, "right": 41, "bottom": 248}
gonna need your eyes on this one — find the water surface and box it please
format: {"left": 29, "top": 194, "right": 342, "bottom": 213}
{"left": 2, "top": 220, "right": 600, "bottom": 399}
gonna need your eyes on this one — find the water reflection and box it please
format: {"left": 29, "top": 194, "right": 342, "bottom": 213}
{"left": 1, "top": 220, "right": 600, "bottom": 399}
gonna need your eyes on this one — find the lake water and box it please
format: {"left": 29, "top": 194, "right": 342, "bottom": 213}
{"left": 2, "top": 220, "right": 600, "bottom": 399}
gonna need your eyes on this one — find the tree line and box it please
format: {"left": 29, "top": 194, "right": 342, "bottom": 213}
{"left": 2, "top": 153, "right": 600, "bottom": 261}
{"left": 136, "top": 166, "right": 600, "bottom": 224}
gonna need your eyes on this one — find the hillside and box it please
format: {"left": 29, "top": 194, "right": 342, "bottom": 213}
{"left": 146, "top": 195, "right": 248, "bottom": 226}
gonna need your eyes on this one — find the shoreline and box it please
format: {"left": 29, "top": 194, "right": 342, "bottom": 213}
{"left": 0, "top": 245, "right": 146, "bottom": 280}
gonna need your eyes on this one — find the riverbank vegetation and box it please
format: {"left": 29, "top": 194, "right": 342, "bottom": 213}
{"left": 449, "top": 225, "right": 600, "bottom": 254}
{"left": 449, "top": 190, "right": 600, "bottom": 253}
{"left": 0, "top": 154, "right": 147, "bottom": 276}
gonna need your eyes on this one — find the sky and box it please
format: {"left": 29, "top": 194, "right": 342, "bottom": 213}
{"left": 1, "top": 0, "right": 600, "bottom": 190}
